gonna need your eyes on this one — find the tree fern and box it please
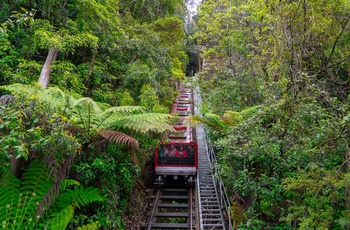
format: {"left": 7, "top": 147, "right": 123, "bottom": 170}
{"left": 116, "top": 113, "right": 174, "bottom": 133}
{"left": 2, "top": 84, "right": 175, "bottom": 135}
{"left": 0, "top": 169, "right": 21, "bottom": 228}
{"left": 41, "top": 186, "right": 103, "bottom": 229}
{"left": 46, "top": 186, "right": 104, "bottom": 216}
{"left": 39, "top": 87, "right": 75, "bottom": 113}
{"left": 2, "top": 83, "right": 176, "bottom": 166}
{"left": 0, "top": 159, "right": 53, "bottom": 230}
{"left": 99, "top": 129, "right": 139, "bottom": 149}
{"left": 0, "top": 159, "right": 103, "bottom": 230}
{"left": 3, "top": 83, "right": 40, "bottom": 98}
{"left": 97, "top": 106, "right": 146, "bottom": 131}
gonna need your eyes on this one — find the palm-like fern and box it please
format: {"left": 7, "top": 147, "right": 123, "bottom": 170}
{"left": 0, "top": 159, "right": 104, "bottom": 230}
{"left": 191, "top": 106, "right": 261, "bottom": 133}
{"left": 2, "top": 83, "right": 175, "bottom": 164}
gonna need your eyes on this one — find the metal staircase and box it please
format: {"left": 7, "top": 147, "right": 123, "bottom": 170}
{"left": 194, "top": 86, "right": 228, "bottom": 230}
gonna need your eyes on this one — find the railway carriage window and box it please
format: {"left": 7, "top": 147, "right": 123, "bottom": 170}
{"left": 157, "top": 143, "right": 195, "bottom": 165}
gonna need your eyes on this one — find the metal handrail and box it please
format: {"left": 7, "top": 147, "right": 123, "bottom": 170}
{"left": 194, "top": 83, "right": 232, "bottom": 229}
{"left": 206, "top": 136, "right": 233, "bottom": 230}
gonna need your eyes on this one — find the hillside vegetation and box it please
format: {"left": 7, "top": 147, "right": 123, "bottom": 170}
{"left": 194, "top": 0, "right": 350, "bottom": 229}
{"left": 0, "top": 0, "right": 189, "bottom": 229}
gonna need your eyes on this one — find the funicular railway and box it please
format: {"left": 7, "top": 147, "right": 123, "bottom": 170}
{"left": 142, "top": 83, "right": 231, "bottom": 230}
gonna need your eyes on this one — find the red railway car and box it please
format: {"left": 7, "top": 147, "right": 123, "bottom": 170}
{"left": 154, "top": 85, "right": 198, "bottom": 187}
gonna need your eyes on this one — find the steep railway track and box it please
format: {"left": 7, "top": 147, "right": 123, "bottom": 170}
{"left": 142, "top": 187, "right": 198, "bottom": 229}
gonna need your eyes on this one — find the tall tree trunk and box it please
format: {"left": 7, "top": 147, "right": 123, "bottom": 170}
{"left": 38, "top": 47, "right": 59, "bottom": 89}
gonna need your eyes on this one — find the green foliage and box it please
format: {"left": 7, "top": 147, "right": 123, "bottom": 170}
{"left": 33, "top": 23, "right": 98, "bottom": 52}
{"left": 119, "top": 91, "right": 135, "bottom": 106}
{"left": 0, "top": 0, "right": 193, "bottom": 228}
{"left": 71, "top": 144, "right": 140, "bottom": 229}
{"left": 76, "top": 221, "right": 100, "bottom": 230}
{"left": 195, "top": 0, "right": 350, "bottom": 228}
{"left": 123, "top": 61, "right": 156, "bottom": 99}
{"left": 119, "top": 0, "right": 185, "bottom": 22}
{"left": 139, "top": 84, "right": 161, "bottom": 111}
{"left": 0, "top": 160, "right": 52, "bottom": 229}
{"left": 45, "top": 205, "right": 74, "bottom": 230}
{"left": 0, "top": 90, "right": 80, "bottom": 164}
{"left": 191, "top": 106, "right": 259, "bottom": 136}
{"left": 3, "top": 83, "right": 174, "bottom": 136}
{"left": 0, "top": 159, "right": 103, "bottom": 230}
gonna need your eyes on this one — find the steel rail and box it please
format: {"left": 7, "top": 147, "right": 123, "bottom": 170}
{"left": 146, "top": 189, "right": 160, "bottom": 230}
{"left": 189, "top": 187, "right": 193, "bottom": 229}
{"left": 142, "top": 187, "right": 197, "bottom": 229}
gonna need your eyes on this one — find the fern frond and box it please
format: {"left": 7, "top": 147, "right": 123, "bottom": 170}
{"left": 4, "top": 83, "right": 40, "bottom": 97}
{"left": 60, "top": 179, "right": 81, "bottom": 192}
{"left": 39, "top": 87, "right": 75, "bottom": 111}
{"left": 101, "top": 106, "right": 145, "bottom": 117}
{"left": 21, "top": 160, "right": 53, "bottom": 196}
{"left": 98, "top": 106, "right": 146, "bottom": 129}
{"left": 37, "top": 155, "right": 76, "bottom": 217}
{"left": 223, "top": 110, "right": 243, "bottom": 123}
{"left": 99, "top": 129, "right": 139, "bottom": 149}
{"left": 204, "top": 112, "right": 226, "bottom": 128}
{"left": 72, "top": 97, "right": 102, "bottom": 115}
{"left": 0, "top": 169, "right": 21, "bottom": 224}
{"left": 117, "top": 113, "right": 174, "bottom": 133}
{"left": 239, "top": 105, "right": 261, "bottom": 118}
{"left": 50, "top": 186, "right": 104, "bottom": 212}
{"left": 72, "top": 97, "right": 102, "bottom": 131}
{"left": 220, "top": 116, "right": 237, "bottom": 125}
{"left": 19, "top": 159, "right": 54, "bottom": 229}
{"left": 43, "top": 205, "right": 74, "bottom": 230}
{"left": 190, "top": 114, "right": 226, "bottom": 130}
{"left": 0, "top": 159, "right": 54, "bottom": 229}
{"left": 73, "top": 186, "right": 104, "bottom": 208}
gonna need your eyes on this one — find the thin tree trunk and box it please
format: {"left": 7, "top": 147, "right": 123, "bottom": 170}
{"left": 131, "top": 146, "right": 139, "bottom": 165}
{"left": 38, "top": 47, "right": 59, "bottom": 89}
{"left": 129, "top": 130, "right": 139, "bottom": 165}
{"left": 10, "top": 154, "right": 23, "bottom": 177}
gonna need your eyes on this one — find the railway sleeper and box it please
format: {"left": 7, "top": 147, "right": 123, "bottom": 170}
{"left": 155, "top": 212, "right": 190, "bottom": 218}
{"left": 145, "top": 223, "right": 189, "bottom": 229}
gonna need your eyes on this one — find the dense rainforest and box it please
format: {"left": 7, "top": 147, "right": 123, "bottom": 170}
{"left": 0, "top": 0, "right": 349, "bottom": 229}
{"left": 194, "top": 0, "right": 350, "bottom": 229}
